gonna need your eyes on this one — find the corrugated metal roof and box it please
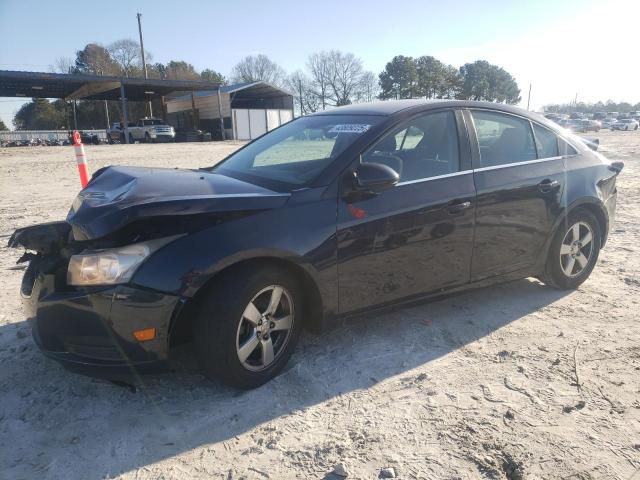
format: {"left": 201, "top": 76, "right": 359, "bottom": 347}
{"left": 166, "top": 81, "right": 292, "bottom": 102}
{"left": 0, "top": 70, "right": 222, "bottom": 101}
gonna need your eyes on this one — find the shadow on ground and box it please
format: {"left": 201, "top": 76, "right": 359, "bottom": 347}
{"left": 0, "top": 278, "right": 569, "bottom": 478}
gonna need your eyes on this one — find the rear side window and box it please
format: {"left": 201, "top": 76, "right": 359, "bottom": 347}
{"left": 470, "top": 110, "right": 536, "bottom": 167}
{"left": 532, "top": 124, "right": 559, "bottom": 158}
{"left": 559, "top": 139, "right": 578, "bottom": 156}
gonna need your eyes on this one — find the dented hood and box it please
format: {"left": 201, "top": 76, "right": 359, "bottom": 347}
{"left": 67, "top": 165, "right": 289, "bottom": 240}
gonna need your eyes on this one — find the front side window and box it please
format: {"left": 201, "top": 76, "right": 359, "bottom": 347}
{"left": 214, "top": 115, "right": 383, "bottom": 188}
{"left": 362, "top": 110, "right": 460, "bottom": 182}
{"left": 471, "top": 110, "right": 536, "bottom": 167}
{"left": 532, "top": 124, "right": 559, "bottom": 158}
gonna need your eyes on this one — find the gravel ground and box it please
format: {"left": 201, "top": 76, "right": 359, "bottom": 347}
{"left": 0, "top": 133, "right": 639, "bottom": 479}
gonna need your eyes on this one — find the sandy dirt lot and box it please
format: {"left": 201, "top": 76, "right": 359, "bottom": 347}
{"left": 1, "top": 133, "right": 639, "bottom": 479}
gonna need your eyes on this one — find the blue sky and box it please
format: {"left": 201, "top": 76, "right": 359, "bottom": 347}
{"left": 1, "top": 0, "right": 638, "bottom": 127}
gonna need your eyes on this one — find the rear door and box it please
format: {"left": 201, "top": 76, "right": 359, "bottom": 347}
{"left": 336, "top": 109, "right": 476, "bottom": 313}
{"left": 465, "top": 109, "right": 565, "bottom": 280}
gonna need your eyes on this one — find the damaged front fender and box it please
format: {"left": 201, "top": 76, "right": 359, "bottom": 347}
{"left": 8, "top": 221, "right": 71, "bottom": 255}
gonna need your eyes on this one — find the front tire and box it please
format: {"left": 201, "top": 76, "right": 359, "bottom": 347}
{"left": 542, "top": 209, "right": 601, "bottom": 289}
{"left": 194, "top": 264, "right": 303, "bottom": 389}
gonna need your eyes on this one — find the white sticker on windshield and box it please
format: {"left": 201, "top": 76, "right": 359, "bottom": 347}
{"left": 328, "top": 124, "right": 372, "bottom": 134}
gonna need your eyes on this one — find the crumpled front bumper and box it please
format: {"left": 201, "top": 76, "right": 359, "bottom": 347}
{"left": 23, "top": 258, "right": 180, "bottom": 380}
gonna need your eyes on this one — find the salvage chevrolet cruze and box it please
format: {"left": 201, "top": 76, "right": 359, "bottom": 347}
{"left": 10, "top": 100, "right": 623, "bottom": 388}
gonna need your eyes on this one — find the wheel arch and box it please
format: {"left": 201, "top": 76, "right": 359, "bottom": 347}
{"left": 168, "top": 256, "right": 325, "bottom": 349}
{"left": 549, "top": 198, "right": 609, "bottom": 253}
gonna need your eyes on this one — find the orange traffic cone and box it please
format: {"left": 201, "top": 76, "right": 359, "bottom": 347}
{"left": 72, "top": 131, "right": 90, "bottom": 188}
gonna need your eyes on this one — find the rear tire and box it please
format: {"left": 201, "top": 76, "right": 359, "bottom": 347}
{"left": 194, "top": 264, "right": 303, "bottom": 389}
{"left": 542, "top": 209, "right": 601, "bottom": 289}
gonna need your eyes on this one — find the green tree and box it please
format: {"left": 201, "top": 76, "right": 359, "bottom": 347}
{"left": 201, "top": 69, "right": 226, "bottom": 84}
{"left": 74, "top": 43, "right": 119, "bottom": 75}
{"left": 458, "top": 60, "right": 520, "bottom": 104}
{"left": 163, "top": 61, "right": 201, "bottom": 80}
{"left": 415, "top": 56, "right": 447, "bottom": 98}
{"left": 378, "top": 55, "right": 418, "bottom": 99}
{"left": 13, "top": 99, "right": 66, "bottom": 130}
{"left": 0, "top": 119, "right": 8, "bottom": 130}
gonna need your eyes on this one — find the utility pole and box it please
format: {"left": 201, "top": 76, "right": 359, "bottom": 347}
{"left": 137, "top": 12, "right": 152, "bottom": 117}
{"left": 526, "top": 83, "right": 532, "bottom": 110}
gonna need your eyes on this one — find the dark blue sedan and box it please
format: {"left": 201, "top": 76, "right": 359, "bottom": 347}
{"left": 10, "top": 100, "right": 623, "bottom": 388}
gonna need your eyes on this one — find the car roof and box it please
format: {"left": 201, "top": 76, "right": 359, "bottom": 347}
{"left": 308, "top": 99, "right": 549, "bottom": 122}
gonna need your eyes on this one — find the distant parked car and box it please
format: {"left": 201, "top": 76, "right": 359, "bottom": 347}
{"left": 612, "top": 118, "right": 639, "bottom": 131}
{"left": 107, "top": 118, "right": 175, "bottom": 144}
{"left": 592, "top": 111, "right": 607, "bottom": 121}
{"left": 107, "top": 122, "right": 136, "bottom": 144}
{"left": 566, "top": 119, "right": 600, "bottom": 133}
{"left": 131, "top": 118, "right": 176, "bottom": 143}
{"left": 70, "top": 130, "right": 102, "bottom": 145}
{"left": 601, "top": 118, "right": 617, "bottom": 129}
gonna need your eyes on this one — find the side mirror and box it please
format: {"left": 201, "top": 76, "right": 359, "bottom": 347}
{"left": 353, "top": 162, "right": 399, "bottom": 194}
{"left": 582, "top": 137, "right": 599, "bottom": 151}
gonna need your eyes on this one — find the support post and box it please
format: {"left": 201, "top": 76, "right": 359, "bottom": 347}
{"left": 104, "top": 99, "right": 110, "bottom": 129}
{"left": 161, "top": 95, "right": 167, "bottom": 122}
{"left": 217, "top": 86, "right": 225, "bottom": 140}
{"left": 72, "top": 100, "right": 78, "bottom": 130}
{"left": 190, "top": 91, "right": 198, "bottom": 130}
{"left": 120, "top": 83, "right": 130, "bottom": 144}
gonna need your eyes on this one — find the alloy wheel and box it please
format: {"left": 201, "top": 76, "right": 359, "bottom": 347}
{"left": 559, "top": 221, "right": 594, "bottom": 278}
{"left": 236, "top": 285, "right": 294, "bottom": 371}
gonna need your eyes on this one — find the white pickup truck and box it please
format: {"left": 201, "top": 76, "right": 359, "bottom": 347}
{"left": 107, "top": 118, "right": 176, "bottom": 144}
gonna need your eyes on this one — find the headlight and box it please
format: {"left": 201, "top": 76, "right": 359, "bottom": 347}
{"left": 67, "top": 236, "right": 178, "bottom": 286}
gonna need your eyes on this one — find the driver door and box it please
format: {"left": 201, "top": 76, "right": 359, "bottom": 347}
{"left": 336, "top": 109, "right": 476, "bottom": 314}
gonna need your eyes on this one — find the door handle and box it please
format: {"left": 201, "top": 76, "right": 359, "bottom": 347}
{"left": 447, "top": 200, "right": 472, "bottom": 214}
{"left": 538, "top": 179, "right": 560, "bottom": 193}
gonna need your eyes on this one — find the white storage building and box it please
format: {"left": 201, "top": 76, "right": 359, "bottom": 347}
{"left": 165, "top": 81, "right": 294, "bottom": 140}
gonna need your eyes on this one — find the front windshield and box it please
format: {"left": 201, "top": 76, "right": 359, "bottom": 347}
{"left": 213, "top": 114, "right": 384, "bottom": 188}
{"left": 143, "top": 119, "right": 165, "bottom": 125}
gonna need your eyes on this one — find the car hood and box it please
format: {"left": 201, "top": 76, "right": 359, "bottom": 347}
{"left": 67, "top": 165, "right": 289, "bottom": 240}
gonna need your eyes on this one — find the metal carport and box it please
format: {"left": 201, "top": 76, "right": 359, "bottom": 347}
{"left": 0, "top": 70, "right": 221, "bottom": 143}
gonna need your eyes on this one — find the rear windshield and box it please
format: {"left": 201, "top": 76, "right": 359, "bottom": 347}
{"left": 212, "top": 114, "right": 384, "bottom": 189}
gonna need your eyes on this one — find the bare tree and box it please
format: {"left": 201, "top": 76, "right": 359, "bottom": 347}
{"left": 356, "top": 71, "right": 379, "bottom": 103}
{"left": 286, "top": 70, "right": 319, "bottom": 116}
{"left": 50, "top": 56, "right": 74, "bottom": 74}
{"left": 230, "top": 54, "right": 286, "bottom": 86}
{"left": 108, "top": 39, "right": 149, "bottom": 77}
{"left": 307, "top": 52, "right": 332, "bottom": 110}
{"left": 307, "top": 50, "right": 369, "bottom": 108}
{"left": 325, "top": 50, "right": 365, "bottom": 106}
